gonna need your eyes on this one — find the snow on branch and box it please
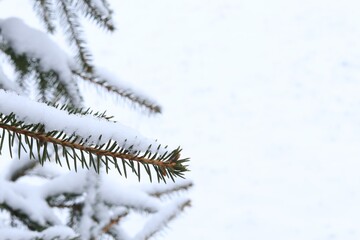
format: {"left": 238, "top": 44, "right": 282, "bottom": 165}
{"left": 133, "top": 197, "right": 191, "bottom": 240}
{"left": 0, "top": 181, "right": 61, "bottom": 229}
{"left": 0, "top": 90, "right": 189, "bottom": 181}
{"left": 0, "top": 226, "right": 77, "bottom": 240}
{"left": 5, "top": 155, "right": 38, "bottom": 182}
{"left": 0, "top": 17, "right": 160, "bottom": 112}
{"left": 0, "top": 64, "right": 19, "bottom": 92}
{"left": 0, "top": 17, "right": 73, "bottom": 87}
{"left": 100, "top": 179, "right": 162, "bottom": 213}
{"left": 0, "top": 17, "right": 81, "bottom": 105}
{"left": 0, "top": 167, "right": 191, "bottom": 239}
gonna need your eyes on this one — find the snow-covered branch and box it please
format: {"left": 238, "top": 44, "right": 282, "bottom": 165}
{"left": 0, "top": 90, "right": 188, "bottom": 181}
{"left": 0, "top": 17, "right": 163, "bottom": 113}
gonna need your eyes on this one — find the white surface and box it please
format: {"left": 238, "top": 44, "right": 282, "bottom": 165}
{"left": 1, "top": 0, "right": 360, "bottom": 239}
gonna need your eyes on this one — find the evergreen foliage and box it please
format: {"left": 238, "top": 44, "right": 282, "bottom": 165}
{"left": 0, "top": 0, "right": 191, "bottom": 239}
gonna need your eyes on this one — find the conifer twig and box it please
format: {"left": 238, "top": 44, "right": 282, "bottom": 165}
{"left": 74, "top": 71, "right": 162, "bottom": 114}
{"left": 0, "top": 116, "right": 188, "bottom": 181}
{"left": 101, "top": 211, "right": 128, "bottom": 234}
{"left": 32, "top": 0, "right": 56, "bottom": 33}
{"left": 58, "top": 0, "right": 94, "bottom": 73}
{"left": 76, "top": 0, "right": 115, "bottom": 31}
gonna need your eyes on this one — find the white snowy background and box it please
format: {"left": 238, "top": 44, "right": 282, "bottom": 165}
{"left": 2, "top": 0, "right": 360, "bottom": 239}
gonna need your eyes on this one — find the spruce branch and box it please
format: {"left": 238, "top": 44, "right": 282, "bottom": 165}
{"left": 32, "top": 0, "right": 56, "bottom": 33}
{"left": 0, "top": 112, "right": 189, "bottom": 181}
{"left": 75, "top": 0, "right": 115, "bottom": 31}
{"left": 57, "top": 0, "right": 94, "bottom": 73}
{"left": 74, "top": 71, "right": 162, "bottom": 114}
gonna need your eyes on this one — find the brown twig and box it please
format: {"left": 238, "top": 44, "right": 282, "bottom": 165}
{"left": 102, "top": 212, "right": 127, "bottom": 233}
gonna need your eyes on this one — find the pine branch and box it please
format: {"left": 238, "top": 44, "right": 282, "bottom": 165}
{"left": 57, "top": 0, "right": 94, "bottom": 73}
{"left": 75, "top": 0, "right": 115, "bottom": 31}
{"left": 32, "top": 0, "right": 56, "bottom": 33}
{"left": 74, "top": 71, "right": 162, "bottom": 114}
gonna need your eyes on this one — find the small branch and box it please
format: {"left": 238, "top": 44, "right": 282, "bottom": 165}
{"left": 58, "top": 0, "right": 93, "bottom": 72}
{"left": 102, "top": 211, "right": 128, "bottom": 234}
{"left": 74, "top": 71, "right": 162, "bottom": 114}
{"left": 33, "top": 0, "right": 56, "bottom": 33}
{"left": 147, "top": 181, "right": 193, "bottom": 198}
{"left": 76, "top": 0, "right": 115, "bottom": 31}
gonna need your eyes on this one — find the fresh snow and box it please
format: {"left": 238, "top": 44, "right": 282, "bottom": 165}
{"left": 88, "top": 1, "right": 360, "bottom": 240}
{"left": 39, "top": 226, "right": 78, "bottom": 239}
{"left": 0, "top": 179, "right": 61, "bottom": 226}
{"left": 133, "top": 197, "right": 190, "bottom": 240}
{"left": 2, "top": 0, "right": 360, "bottom": 240}
{"left": 0, "top": 64, "right": 17, "bottom": 92}
{"left": 0, "top": 161, "right": 189, "bottom": 239}
{"left": 0, "top": 18, "right": 74, "bottom": 81}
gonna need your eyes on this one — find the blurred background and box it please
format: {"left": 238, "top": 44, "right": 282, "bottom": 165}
{"left": 2, "top": 0, "right": 360, "bottom": 239}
